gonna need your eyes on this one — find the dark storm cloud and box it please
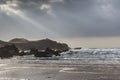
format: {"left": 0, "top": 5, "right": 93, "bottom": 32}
{"left": 0, "top": 0, "right": 120, "bottom": 40}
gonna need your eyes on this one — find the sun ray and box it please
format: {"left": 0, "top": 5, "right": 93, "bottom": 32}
{"left": 0, "top": 4, "right": 59, "bottom": 38}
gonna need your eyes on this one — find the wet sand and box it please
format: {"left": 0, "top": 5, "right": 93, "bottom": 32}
{"left": 0, "top": 63, "right": 120, "bottom": 80}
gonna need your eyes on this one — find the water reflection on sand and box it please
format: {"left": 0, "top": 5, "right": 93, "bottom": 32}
{"left": 0, "top": 57, "right": 120, "bottom": 80}
{"left": 0, "top": 77, "right": 28, "bottom": 80}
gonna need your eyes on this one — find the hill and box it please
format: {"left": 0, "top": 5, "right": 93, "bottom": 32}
{"left": 0, "top": 40, "right": 10, "bottom": 47}
{"left": 0, "top": 38, "right": 70, "bottom": 51}
{"left": 9, "top": 38, "right": 29, "bottom": 43}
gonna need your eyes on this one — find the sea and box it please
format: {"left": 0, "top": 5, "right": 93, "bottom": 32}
{"left": 1, "top": 48, "right": 120, "bottom": 80}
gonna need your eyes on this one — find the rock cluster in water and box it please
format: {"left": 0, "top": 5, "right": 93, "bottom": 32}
{"left": 30, "top": 48, "right": 68, "bottom": 57}
{"left": 0, "top": 44, "right": 69, "bottom": 59}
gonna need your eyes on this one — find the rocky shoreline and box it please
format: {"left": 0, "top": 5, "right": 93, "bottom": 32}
{"left": 0, "top": 44, "right": 69, "bottom": 59}
{"left": 0, "top": 38, "right": 70, "bottom": 59}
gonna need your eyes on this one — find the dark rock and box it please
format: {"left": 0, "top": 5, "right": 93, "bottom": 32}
{"left": 30, "top": 48, "right": 39, "bottom": 55}
{"left": 32, "top": 47, "right": 68, "bottom": 57}
{"left": 0, "top": 44, "right": 19, "bottom": 58}
{"left": 0, "top": 40, "right": 11, "bottom": 48}
{"left": 9, "top": 38, "right": 70, "bottom": 51}
{"left": 0, "top": 38, "right": 70, "bottom": 58}
{"left": 31, "top": 48, "right": 53, "bottom": 57}
{"left": 18, "top": 51, "right": 27, "bottom": 56}
{"left": 74, "top": 47, "right": 82, "bottom": 49}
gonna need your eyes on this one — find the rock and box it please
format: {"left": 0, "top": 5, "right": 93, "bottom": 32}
{"left": 0, "top": 44, "right": 19, "bottom": 58}
{"left": 30, "top": 48, "right": 39, "bottom": 55}
{"left": 18, "top": 51, "right": 27, "bottom": 56}
{"left": 8, "top": 38, "right": 70, "bottom": 51}
{"left": 32, "top": 47, "right": 68, "bottom": 57}
{"left": 0, "top": 38, "right": 70, "bottom": 58}
{"left": 74, "top": 47, "right": 82, "bottom": 49}
{"left": 32, "top": 48, "right": 53, "bottom": 57}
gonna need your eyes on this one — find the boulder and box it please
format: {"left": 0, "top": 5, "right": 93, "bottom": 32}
{"left": 32, "top": 47, "right": 66, "bottom": 57}
{"left": 0, "top": 44, "right": 19, "bottom": 58}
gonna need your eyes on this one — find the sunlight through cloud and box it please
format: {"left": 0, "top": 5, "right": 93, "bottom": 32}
{"left": 0, "top": 4, "right": 22, "bottom": 16}
{"left": 0, "top": 2, "right": 58, "bottom": 38}
{"left": 40, "top": 4, "right": 56, "bottom": 17}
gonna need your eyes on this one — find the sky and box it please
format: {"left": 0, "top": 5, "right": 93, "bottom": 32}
{"left": 0, "top": 0, "right": 120, "bottom": 48}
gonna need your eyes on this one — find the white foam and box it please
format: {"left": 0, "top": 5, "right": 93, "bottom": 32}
{"left": 0, "top": 77, "right": 29, "bottom": 80}
{"left": 59, "top": 68, "right": 76, "bottom": 72}
{"left": 0, "top": 64, "right": 7, "bottom": 67}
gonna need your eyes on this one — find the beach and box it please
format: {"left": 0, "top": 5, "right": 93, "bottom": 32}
{"left": 0, "top": 58, "right": 120, "bottom": 80}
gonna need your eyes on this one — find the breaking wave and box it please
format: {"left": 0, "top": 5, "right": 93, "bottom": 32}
{"left": 1, "top": 48, "right": 120, "bottom": 64}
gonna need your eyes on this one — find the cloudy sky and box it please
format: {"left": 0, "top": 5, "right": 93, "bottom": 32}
{"left": 0, "top": 0, "right": 120, "bottom": 48}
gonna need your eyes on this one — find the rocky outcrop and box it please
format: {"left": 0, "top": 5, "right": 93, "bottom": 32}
{"left": 0, "top": 40, "right": 11, "bottom": 48}
{"left": 9, "top": 38, "right": 70, "bottom": 51}
{"left": 0, "top": 38, "right": 70, "bottom": 58}
{"left": 0, "top": 44, "right": 19, "bottom": 58}
{"left": 30, "top": 48, "right": 65, "bottom": 57}
{"left": 0, "top": 38, "right": 70, "bottom": 51}
{"left": 0, "top": 44, "right": 69, "bottom": 58}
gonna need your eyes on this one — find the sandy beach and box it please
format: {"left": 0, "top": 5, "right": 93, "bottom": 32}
{"left": 0, "top": 59, "right": 120, "bottom": 80}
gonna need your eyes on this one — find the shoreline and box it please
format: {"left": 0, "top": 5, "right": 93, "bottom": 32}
{"left": 0, "top": 61, "right": 120, "bottom": 80}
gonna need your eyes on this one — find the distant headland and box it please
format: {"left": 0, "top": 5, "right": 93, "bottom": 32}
{"left": 0, "top": 38, "right": 70, "bottom": 51}
{"left": 0, "top": 38, "right": 70, "bottom": 58}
